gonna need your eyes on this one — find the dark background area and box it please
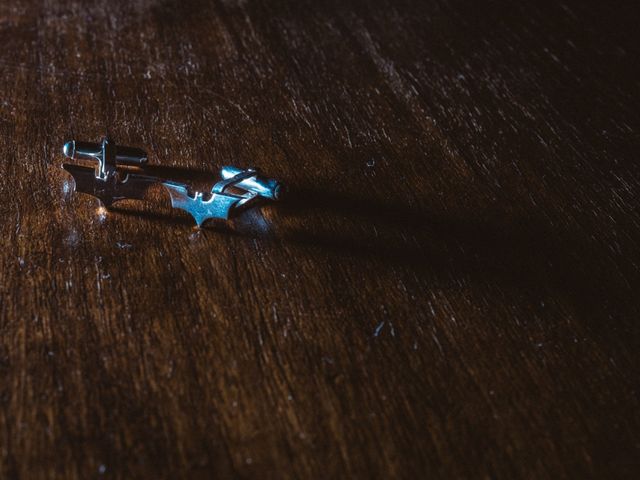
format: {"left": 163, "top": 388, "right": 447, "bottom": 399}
{"left": 0, "top": 0, "right": 638, "bottom": 478}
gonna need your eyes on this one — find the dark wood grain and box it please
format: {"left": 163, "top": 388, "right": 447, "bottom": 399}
{"left": 0, "top": 0, "right": 638, "bottom": 478}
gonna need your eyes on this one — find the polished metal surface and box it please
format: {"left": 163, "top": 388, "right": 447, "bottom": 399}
{"left": 220, "top": 166, "right": 282, "bottom": 200}
{"left": 63, "top": 140, "right": 148, "bottom": 166}
{"left": 62, "top": 164, "right": 158, "bottom": 207}
{"left": 162, "top": 167, "right": 281, "bottom": 227}
{"left": 162, "top": 181, "right": 248, "bottom": 226}
{"left": 62, "top": 138, "right": 281, "bottom": 226}
{"left": 62, "top": 137, "right": 152, "bottom": 206}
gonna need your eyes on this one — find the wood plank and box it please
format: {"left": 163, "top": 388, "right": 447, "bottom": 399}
{"left": 0, "top": 0, "right": 638, "bottom": 477}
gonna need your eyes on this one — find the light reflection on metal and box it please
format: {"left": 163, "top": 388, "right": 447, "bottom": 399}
{"left": 61, "top": 138, "right": 282, "bottom": 227}
{"left": 62, "top": 138, "right": 155, "bottom": 207}
{"left": 162, "top": 167, "right": 282, "bottom": 227}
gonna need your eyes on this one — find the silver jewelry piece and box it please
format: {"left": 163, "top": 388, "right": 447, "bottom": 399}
{"left": 62, "top": 138, "right": 282, "bottom": 226}
{"left": 162, "top": 166, "right": 282, "bottom": 227}
{"left": 62, "top": 138, "right": 156, "bottom": 207}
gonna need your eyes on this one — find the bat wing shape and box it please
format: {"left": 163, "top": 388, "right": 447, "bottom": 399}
{"left": 162, "top": 181, "right": 244, "bottom": 226}
{"left": 63, "top": 164, "right": 157, "bottom": 207}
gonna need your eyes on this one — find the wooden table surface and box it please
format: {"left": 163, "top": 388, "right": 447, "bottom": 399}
{"left": 0, "top": 0, "right": 638, "bottom": 478}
